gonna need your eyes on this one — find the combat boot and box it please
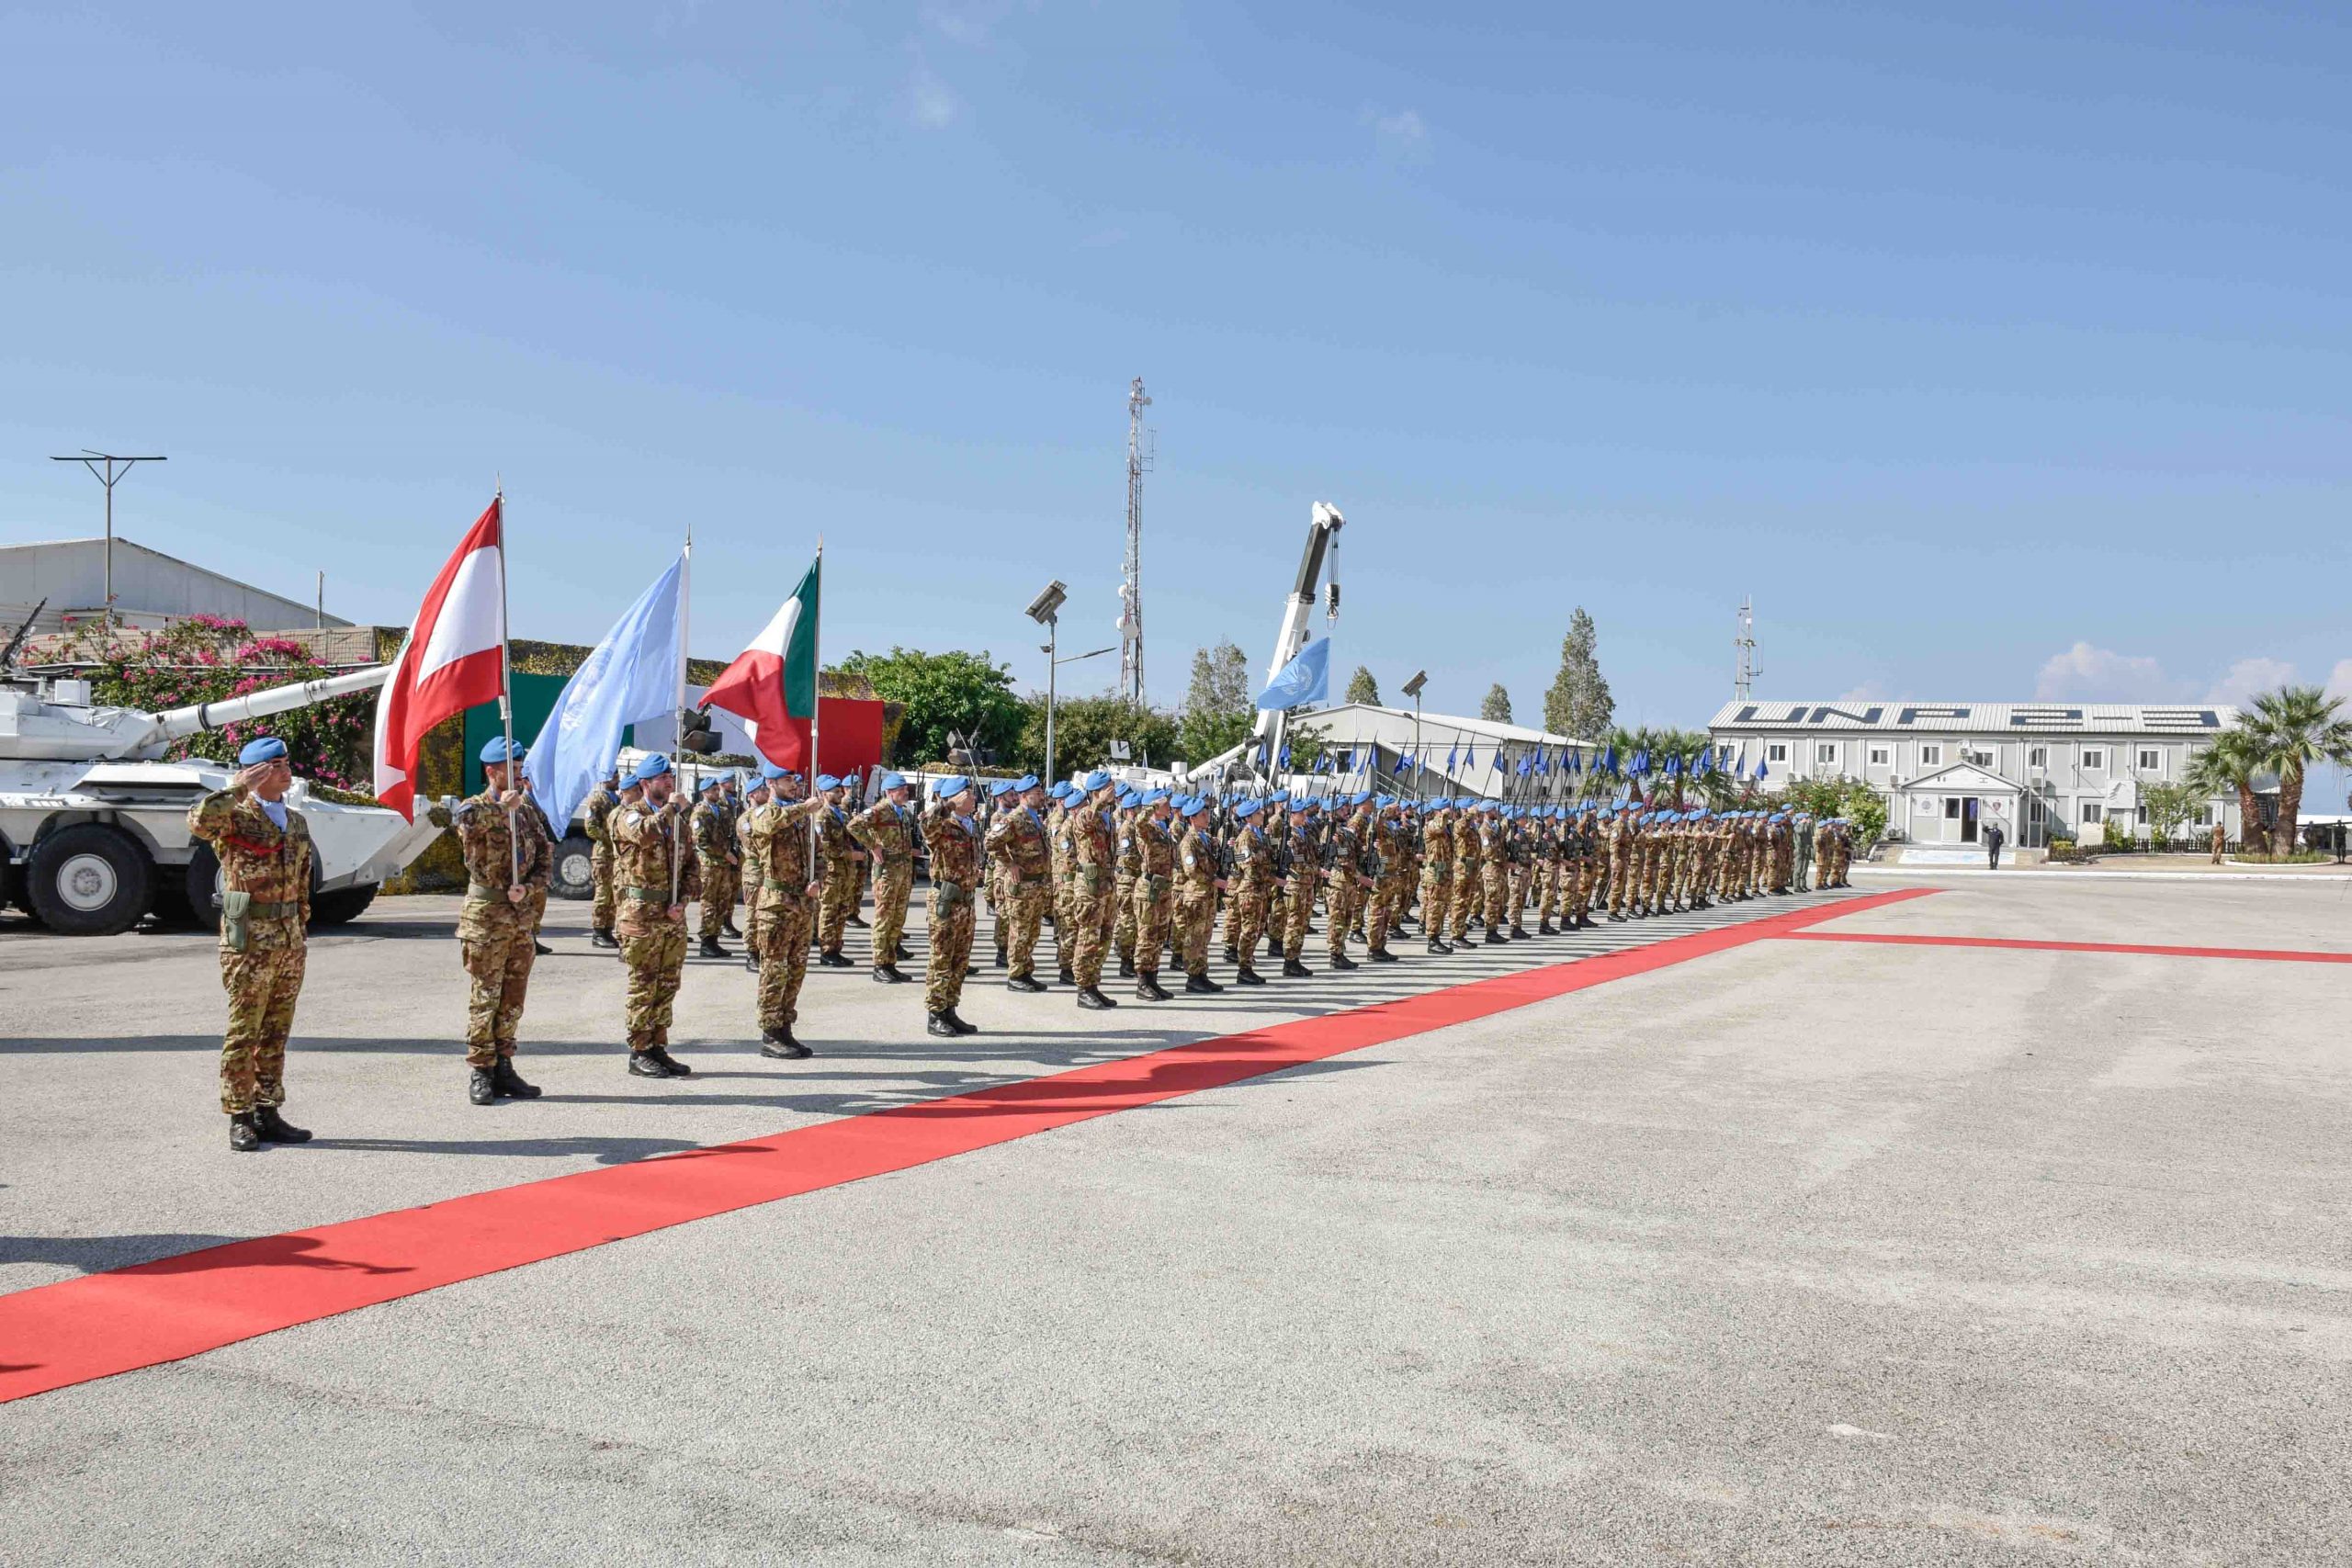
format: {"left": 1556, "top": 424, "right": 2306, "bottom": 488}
{"left": 1483, "top": 929, "right": 1506, "bottom": 945}
{"left": 873, "top": 964, "right": 909, "bottom": 985}
{"left": 1369, "top": 947, "right": 1400, "bottom": 963}
{"left": 469, "top": 1066, "right": 499, "bottom": 1105}
{"left": 492, "top": 1057, "right": 541, "bottom": 1099}
{"left": 228, "top": 1111, "right": 261, "bottom": 1153}
{"left": 818, "top": 950, "right": 854, "bottom": 969}
{"left": 698, "top": 935, "right": 727, "bottom": 960}
{"left": 721, "top": 918, "right": 742, "bottom": 939}
{"left": 1233, "top": 966, "right": 1265, "bottom": 986}
{"left": 1117, "top": 953, "right": 1136, "bottom": 979}
{"left": 1077, "top": 985, "right": 1118, "bottom": 1010}
{"left": 1221, "top": 944, "right": 1238, "bottom": 964}
{"left": 760, "top": 1029, "right": 813, "bottom": 1060}
{"left": 1007, "top": 974, "right": 1047, "bottom": 993}
{"left": 628, "top": 1049, "right": 667, "bottom": 1077}
{"left": 1426, "top": 937, "right": 1453, "bottom": 955}
{"left": 533, "top": 940, "right": 553, "bottom": 956}
{"left": 927, "top": 1010, "right": 959, "bottom": 1038}
{"left": 993, "top": 948, "right": 1008, "bottom": 969}
{"left": 896, "top": 942, "right": 912, "bottom": 963}
{"left": 943, "top": 1009, "right": 980, "bottom": 1036}
{"left": 1184, "top": 973, "right": 1223, "bottom": 995}
{"left": 1538, "top": 919, "right": 1557, "bottom": 936}
{"left": 1058, "top": 964, "right": 1076, "bottom": 987}
{"left": 253, "top": 1105, "right": 311, "bottom": 1144}
{"left": 846, "top": 911, "right": 868, "bottom": 928}
{"left": 1510, "top": 923, "right": 1529, "bottom": 939}
{"left": 1328, "top": 952, "right": 1357, "bottom": 972}
{"left": 1281, "top": 958, "right": 1313, "bottom": 978}
{"left": 590, "top": 928, "right": 619, "bottom": 949}
{"left": 645, "top": 1045, "right": 693, "bottom": 1077}
{"left": 744, "top": 952, "right": 760, "bottom": 973}
{"left": 1136, "top": 972, "right": 1172, "bottom": 1001}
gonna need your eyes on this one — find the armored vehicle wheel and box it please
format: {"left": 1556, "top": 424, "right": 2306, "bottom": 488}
{"left": 185, "top": 844, "right": 226, "bottom": 931}
{"left": 27, "top": 823, "right": 153, "bottom": 936}
{"left": 309, "top": 885, "right": 379, "bottom": 927}
{"left": 550, "top": 833, "right": 595, "bottom": 901}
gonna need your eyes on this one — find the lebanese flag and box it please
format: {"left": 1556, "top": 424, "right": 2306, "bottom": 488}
{"left": 371, "top": 498, "right": 508, "bottom": 820}
{"left": 706, "top": 553, "right": 820, "bottom": 772}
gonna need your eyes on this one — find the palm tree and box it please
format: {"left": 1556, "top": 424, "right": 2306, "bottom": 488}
{"left": 2245, "top": 685, "right": 2352, "bottom": 854}
{"left": 2187, "top": 728, "right": 2269, "bottom": 856}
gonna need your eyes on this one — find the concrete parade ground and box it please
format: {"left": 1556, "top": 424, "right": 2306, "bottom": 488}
{"left": 1, "top": 875, "right": 2346, "bottom": 1565}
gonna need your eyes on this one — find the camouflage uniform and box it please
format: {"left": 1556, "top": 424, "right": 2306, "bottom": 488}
{"left": 1229, "top": 819, "right": 1275, "bottom": 972}
{"left": 817, "top": 799, "right": 864, "bottom": 957}
{"left": 744, "top": 795, "right": 828, "bottom": 1033}
{"left": 1129, "top": 812, "right": 1177, "bottom": 978}
{"left": 987, "top": 801, "right": 1053, "bottom": 982}
{"left": 188, "top": 784, "right": 311, "bottom": 1115}
{"left": 453, "top": 786, "right": 554, "bottom": 1067}
{"left": 923, "top": 805, "right": 981, "bottom": 1014}
{"left": 734, "top": 798, "right": 764, "bottom": 951}
{"left": 1174, "top": 818, "right": 1222, "bottom": 979}
{"left": 848, "top": 795, "right": 917, "bottom": 965}
{"left": 1324, "top": 813, "right": 1369, "bottom": 961}
{"left": 1368, "top": 812, "right": 1414, "bottom": 953}
{"left": 1067, "top": 798, "right": 1114, "bottom": 987}
{"left": 1450, "top": 812, "right": 1483, "bottom": 940}
{"left": 1419, "top": 809, "right": 1455, "bottom": 945}
{"left": 691, "top": 795, "right": 735, "bottom": 940}
{"left": 1282, "top": 815, "right": 1320, "bottom": 964}
{"left": 581, "top": 781, "right": 622, "bottom": 935}
{"left": 1479, "top": 813, "right": 1511, "bottom": 931}
{"left": 612, "top": 797, "right": 700, "bottom": 1052}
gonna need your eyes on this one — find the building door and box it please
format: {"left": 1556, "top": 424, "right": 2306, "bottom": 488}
{"left": 1962, "top": 797, "right": 1980, "bottom": 842}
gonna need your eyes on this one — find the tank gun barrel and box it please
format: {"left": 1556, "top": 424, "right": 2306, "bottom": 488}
{"left": 133, "top": 665, "right": 391, "bottom": 752}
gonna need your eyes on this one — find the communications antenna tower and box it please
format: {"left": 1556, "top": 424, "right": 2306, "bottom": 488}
{"left": 1734, "top": 596, "right": 1759, "bottom": 699}
{"left": 1117, "top": 377, "right": 1153, "bottom": 703}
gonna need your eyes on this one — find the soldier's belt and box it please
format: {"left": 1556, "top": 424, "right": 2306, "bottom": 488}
{"left": 464, "top": 883, "right": 516, "bottom": 901}
{"left": 239, "top": 900, "right": 300, "bottom": 920}
{"left": 623, "top": 886, "right": 674, "bottom": 902}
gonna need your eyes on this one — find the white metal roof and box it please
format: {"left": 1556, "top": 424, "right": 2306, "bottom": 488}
{"left": 1706, "top": 700, "right": 2239, "bottom": 735}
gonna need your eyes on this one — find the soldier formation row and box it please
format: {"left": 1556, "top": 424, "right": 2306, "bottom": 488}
{"left": 185, "top": 734, "right": 1853, "bottom": 1149}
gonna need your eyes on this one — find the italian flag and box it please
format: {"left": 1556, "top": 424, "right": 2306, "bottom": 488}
{"left": 705, "top": 553, "right": 820, "bottom": 772}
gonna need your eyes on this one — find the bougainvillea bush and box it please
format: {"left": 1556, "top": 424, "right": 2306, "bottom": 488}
{"left": 50, "top": 615, "right": 378, "bottom": 797}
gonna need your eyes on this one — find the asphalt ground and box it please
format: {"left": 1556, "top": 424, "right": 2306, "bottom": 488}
{"left": 1, "top": 878, "right": 2346, "bottom": 1565}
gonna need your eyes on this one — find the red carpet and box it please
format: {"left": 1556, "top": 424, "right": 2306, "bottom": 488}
{"left": 1776, "top": 930, "right": 2352, "bottom": 964}
{"left": 0, "top": 888, "right": 1930, "bottom": 1405}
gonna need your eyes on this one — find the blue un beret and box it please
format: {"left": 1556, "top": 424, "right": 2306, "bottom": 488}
{"left": 989, "top": 778, "right": 1017, "bottom": 799}
{"left": 933, "top": 775, "right": 971, "bottom": 801}
{"left": 759, "top": 761, "right": 790, "bottom": 781}
{"left": 238, "top": 736, "right": 288, "bottom": 766}
{"left": 1082, "top": 771, "right": 1111, "bottom": 793}
{"left": 880, "top": 771, "right": 907, "bottom": 791}
{"left": 479, "top": 736, "right": 519, "bottom": 766}
{"left": 633, "top": 752, "right": 673, "bottom": 783}
{"left": 1014, "top": 773, "right": 1040, "bottom": 792}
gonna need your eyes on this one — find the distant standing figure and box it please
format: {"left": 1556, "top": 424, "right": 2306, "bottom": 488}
{"left": 2210, "top": 821, "right": 2226, "bottom": 863}
{"left": 1984, "top": 820, "right": 2006, "bottom": 871}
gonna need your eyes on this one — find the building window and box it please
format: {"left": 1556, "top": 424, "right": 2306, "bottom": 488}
{"left": 2136, "top": 806, "right": 2149, "bottom": 826}
{"left": 2081, "top": 803, "right": 2103, "bottom": 824}
{"left": 2194, "top": 805, "right": 2213, "bottom": 827}
{"left": 2082, "top": 748, "right": 2105, "bottom": 771}
{"left": 1963, "top": 746, "right": 1995, "bottom": 767}
{"left": 1919, "top": 745, "right": 1942, "bottom": 768}
{"left": 1944, "top": 797, "right": 1962, "bottom": 818}
{"left": 1868, "top": 746, "right": 1891, "bottom": 767}
{"left": 1815, "top": 742, "right": 1838, "bottom": 767}
{"left": 1767, "top": 742, "right": 1788, "bottom": 763}
{"left": 2028, "top": 746, "right": 2047, "bottom": 768}
{"left": 2138, "top": 748, "right": 2161, "bottom": 773}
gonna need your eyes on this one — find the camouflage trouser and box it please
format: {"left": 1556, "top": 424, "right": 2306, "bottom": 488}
{"left": 590, "top": 840, "right": 616, "bottom": 931}
{"left": 1483, "top": 861, "right": 1510, "bottom": 928}
{"left": 1326, "top": 877, "right": 1360, "bottom": 958}
{"left": 1451, "top": 863, "right": 1481, "bottom": 940}
{"left": 1114, "top": 873, "right": 1138, "bottom": 961}
{"left": 699, "top": 854, "right": 733, "bottom": 937}
{"left": 621, "top": 924, "right": 688, "bottom": 1050}
{"left": 1608, "top": 848, "right": 1633, "bottom": 914}
{"left": 744, "top": 878, "right": 764, "bottom": 949}
{"left": 989, "top": 866, "right": 1009, "bottom": 958}
{"left": 1068, "top": 883, "right": 1109, "bottom": 986}
{"left": 1509, "top": 863, "right": 1534, "bottom": 927}
{"left": 1131, "top": 876, "right": 1172, "bottom": 975}
{"left": 1283, "top": 871, "right": 1317, "bottom": 961}
{"left": 1233, "top": 888, "right": 1270, "bottom": 970}
{"left": 1816, "top": 856, "right": 1834, "bottom": 891}
{"left": 459, "top": 930, "right": 537, "bottom": 1066}
{"left": 755, "top": 896, "right": 814, "bottom": 1032}
{"left": 1223, "top": 885, "right": 1247, "bottom": 953}
{"left": 1421, "top": 869, "right": 1453, "bottom": 942}
{"left": 819, "top": 863, "right": 861, "bottom": 953}
{"left": 871, "top": 860, "right": 913, "bottom": 964}
{"left": 924, "top": 886, "right": 976, "bottom": 1013}
{"left": 219, "top": 942, "right": 304, "bottom": 1113}
{"left": 1006, "top": 878, "right": 1047, "bottom": 979}
{"left": 1176, "top": 893, "right": 1216, "bottom": 977}
{"left": 1368, "top": 873, "right": 1409, "bottom": 952}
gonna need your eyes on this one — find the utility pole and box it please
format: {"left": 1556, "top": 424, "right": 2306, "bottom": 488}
{"left": 1734, "top": 595, "right": 1758, "bottom": 700}
{"left": 51, "top": 450, "right": 167, "bottom": 628}
{"left": 1117, "top": 377, "right": 1152, "bottom": 704}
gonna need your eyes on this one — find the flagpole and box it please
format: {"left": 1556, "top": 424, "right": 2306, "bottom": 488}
{"left": 672, "top": 526, "right": 691, "bottom": 908}
{"left": 494, "top": 482, "right": 519, "bottom": 890}
{"left": 808, "top": 539, "right": 823, "bottom": 886}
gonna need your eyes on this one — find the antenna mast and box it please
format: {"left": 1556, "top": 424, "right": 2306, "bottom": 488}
{"left": 1734, "top": 596, "right": 1758, "bottom": 699}
{"left": 1118, "top": 376, "right": 1152, "bottom": 703}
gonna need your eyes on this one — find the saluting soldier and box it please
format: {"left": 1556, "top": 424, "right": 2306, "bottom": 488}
{"left": 582, "top": 770, "right": 623, "bottom": 949}
{"left": 922, "top": 776, "right": 983, "bottom": 1037}
{"left": 690, "top": 774, "right": 733, "bottom": 958}
{"left": 988, "top": 774, "right": 1054, "bottom": 992}
{"left": 814, "top": 774, "right": 865, "bottom": 967}
{"left": 452, "top": 736, "right": 553, "bottom": 1105}
{"left": 1227, "top": 797, "right": 1275, "bottom": 984}
{"left": 1419, "top": 800, "right": 1457, "bottom": 955}
{"left": 1172, "top": 796, "right": 1226, "bottom": 993}
{"left": 735, "top": 773, "right": 771, "bottom": 972}
{"left": 188, "top": 735, "right": 315, "bottom": 1153}
{"left": 1128, "top": 788, "right": 1178, "bottom": 1000}
{"left": 848, "top": 770, "right": 919, "bottom": 984}
{"left": 1365, "top": 797, "right": 1412, "bottom": 962}
{"left": 1322, "top": 795, "right": 1371, "bottom": 970}
{"left": 1113, "top": 789, "right": 1143, "bottom": 979}
{"left": 742, "top": 761, "right": 829, "bottom": 1059}
{"left": 611, "top": 752, "right": 699, "bottom": 1078}
{"left": 1065, "top": 771, "right": 1119, "bottom": 1010}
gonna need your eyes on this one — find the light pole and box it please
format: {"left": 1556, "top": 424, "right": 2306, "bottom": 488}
{"left": 51, "top": 450, "right": 167, "bottom": 628}
{"left": 1026, "top": 581, "right": 1068, "bottom": 784}
{"left": 1401, "top": 669, "right": 1429, "bottom": 800}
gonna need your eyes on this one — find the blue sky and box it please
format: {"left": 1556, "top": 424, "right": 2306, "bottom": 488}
{"left": 4, "top": 3, "right": 2347, "bottom": 754}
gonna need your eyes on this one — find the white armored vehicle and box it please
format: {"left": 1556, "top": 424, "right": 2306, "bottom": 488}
{"left": 0, "top": 662, "right": 443, "bottom": 935}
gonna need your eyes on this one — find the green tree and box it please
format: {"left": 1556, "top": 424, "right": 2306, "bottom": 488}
{"left": 1481, "top": 683, "right": 1513, "bottom": 724}
{"left": 2245, "top": 684, "right": 2352, "bottom": 854}
{"left": 2139, "top": 779, "right": 2202, "bottom": 844}
{"left": 2188, "top": 728, "right": 2270, "bottom": 855}
{"left": 837, "top": 647, "right": 1027, "bottom": 768}
{"left": 1345, "top": 665, "right": 1381, "bottom": 705}
{"left": 1021, "top": 694, "right": 1179, "bottom": 779}
{"left": 1542, "top": 607, "right": 1615, "bottom": 741}
{"left": 1178, "top": 639, "right": 1255, "bottom": 763}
